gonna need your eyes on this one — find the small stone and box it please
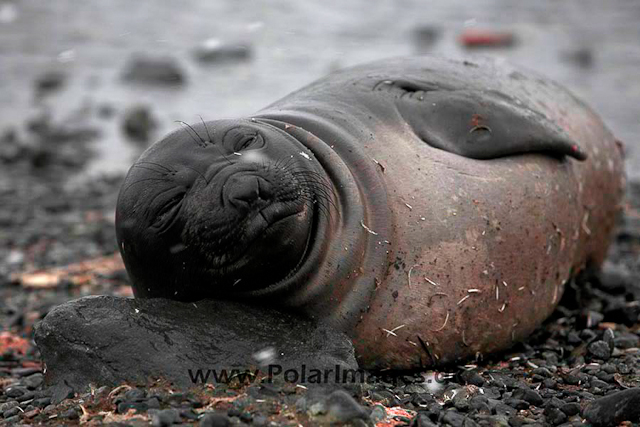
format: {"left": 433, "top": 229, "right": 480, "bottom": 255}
{"left": 460, "top": 370, "right": 485, "bottom": 386}
{"left": 61, "top": 407, "right": 79, "bottom": 420}
{"left": 580, "top": 329, "right": 597, "bottom": 341}
{"left": 441, "top": 410, "right": 464, "bottom": 427}
{"left": 122, "top": 105, "right": 157, "bottom": 143}
{"left": 124, "top": 388, "right": 147, "bottom": 401}
{"left": 567, "top": 332, "right": 582, "bottom": 345}
{"left": 308, "top": 401, "right": 327, "bottom": 416}
{"left": 615, "top": 333, "right": 640, "bottom": 349}
{"left": 33, "top": 397, "right": 51, "bottom": 408}
{"left": 117, "top": 400, "right": 149, "bottom": 414}
{"left": 560, "top": 402, "right": 580, "bottom": 416}
{"left": 11, "top": 368, "right": 42, "bottom": 378}
{"left": 22, "top": 373, "right": 44, "bottom": 389}
{"left": 325, "top": 390, "right": 370, "bottom": 423}
{"left": 512, "top": 388, "right": 543, "bottom": 407}
{"left": 35, "top": 70, "right": 66, "bottom": 96}
{"left": 239, "top": 412, "right": 252, "bottom": 423}
{"left": 17, "top": 391, "right": 35, "bottom": 402}
{"left": 504, "top": 398, "right": 529, "bottom": 410}
{"left": 588, "top": 340, "right": 611, "bottom": 360}
{"left": 193, "top": 39, "right": 252, "bottom": 63}
{"left": 199, "top": 412, "right": 231, "bottom": 427}
{"left": 412, "top": 412, "right": 438, "bottom": 427}
{"left": 252, "top": 414, "right": 268, "bottom": 427}
{"left": 603, "top": 328, "right": 615, "bottom": 349}
{"left": 3, "top": 407, "right": 20, "bottom": 418}
{"left": 591, "top": 379, "right": 609, "bottom": 389}
{"left": 544, "top": 407, "right": 567, "bottom": 425}
{"left": 370, "top": 405, "right": 386, "bottom": 422}
{"left": 151, "top": 408, "right": 181, "bottom": 427}
{"left": 494, "top": 402, "right": 516, "bottom": 417}
{"left": 122, "top": 55, "right": 186, "bottom": 85}
{"left": 532, "top": 367, "right": 552, "bottom": 378}
{"left": 0, "top": 402, "right": 19, "bottom": 412}
{"left": 5, "top": 386, "right": 26, "bottom": 398}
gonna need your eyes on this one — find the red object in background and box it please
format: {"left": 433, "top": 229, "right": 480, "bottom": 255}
{"left": 0, "top": 331, "right": 29, "bottom": 355}
{"left": 460, "top": 29, "right": 515, "bottom": 47}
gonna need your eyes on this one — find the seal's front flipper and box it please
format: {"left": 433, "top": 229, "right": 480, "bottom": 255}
{"left": 396, "top": 88, "right": 587, "bottom": 161}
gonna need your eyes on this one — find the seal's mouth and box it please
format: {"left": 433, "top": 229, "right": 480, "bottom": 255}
{"left": 201, "top": 199, "right": 310, "bottom": 272}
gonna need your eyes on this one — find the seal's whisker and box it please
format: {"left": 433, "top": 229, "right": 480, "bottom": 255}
{"left": 121, "top": 177, "right": 171, "bottom": 196}
{"left": 198, "top": 115, "right": 214, "bottom": 142}
{"left": 135, "top": 161, "right": 174, "bottom": 174}
{"left": 176, "top": 120, "right": 205, "bottom": 146}
{"left": 182, "top": 165, "right": 207, "bottom": 183}
{"left": 132, "top": 165, "right": 168, "bottom": 175}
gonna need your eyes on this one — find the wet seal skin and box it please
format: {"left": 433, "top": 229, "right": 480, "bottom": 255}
{"left": 116, "top": 56, "right": 625, "bottom": 369}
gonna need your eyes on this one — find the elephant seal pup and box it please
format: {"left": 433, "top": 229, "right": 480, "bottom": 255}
{"left": 116, "top": 56, "right": 625, "bottom": 370}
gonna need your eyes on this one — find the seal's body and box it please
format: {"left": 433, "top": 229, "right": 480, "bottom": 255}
{"left": 116, "top": 57, "right": 624, "bottom": 369}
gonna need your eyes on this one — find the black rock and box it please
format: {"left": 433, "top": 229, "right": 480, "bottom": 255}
{"left": 150, "top": 408, "right": 181, "bottom": 427}
{"left": 193, "top": 39, "right": 252, "bottom": 64}
{"left": 543, "top": 407, "right": 567, "bottom": 425}
{"left": 35, "top": 70, "right": 66, "bottom": 96}
{"left": 33, "top": 397, "right": 51, "bottom": 408}
{"left": 117, "top": 400, "right": 151, "bottom": 414}
{"left": 199, "top": 413, "right": 231, "bottom": 427}
{"left": 504, "top": 398, "right": 529, "bottom": 410}
{"left": 124, "top": 388, "right": 147, "bottom": 401}
{"left": 602, "top": 328, "right": 615, "bottom": 349}
{"left": 324, "top": 390, "right": 370, "bottom": 423}
{"left": 61, "top": 407, "right": 80, "bottom": 420}
{"left": 35, "top": 296, "right": 358, "bottom": 391}
{"left": 253, "top": 414, "right": 268, "bottom": 427}
{"left": 604, "top": 302, "right": 640, "bottom": 326}
{"left": 587, "top": 340, "right": 612, "bottom": 360}
{"left": 614, "top": 333, "right": 640, "bottom": 349}
{"left": 21, "top": 373, "right": 43, "bottom": 389}
{"left": 582, "top": 388, "right": 640, "bottom": 426}
{"left": 412, "top": 412, "right": 438, "bottom": 427}
{"left": 512, "top": 388, "right": 543, "bottom": 407}
{"left": 3, "top": 407, "right": 20, "bottom": 419}
{"left": 440, "top": 410, "right": 466, "bottom": 427}
{"left": 460, "top": 370, "right": 485, "bottom": 387}
{"left": 5, "top": 386, "right": 26, "bottom": 398}
{"left": 560, "top": 402, "right": 580, "bottom": 416}
{"left": 122, "top": 105, "right": 157, "bottom": 143}
{"left": 122, "top": 55, "right": 186, "bottom": 85}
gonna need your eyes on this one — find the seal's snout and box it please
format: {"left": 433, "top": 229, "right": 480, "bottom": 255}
{"left": 227, "top": 175, "right": 273, "bottom": 209}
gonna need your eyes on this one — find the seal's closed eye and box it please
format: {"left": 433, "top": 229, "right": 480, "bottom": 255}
{"left": 151, "top": 194, "right": 185, "bottom": 234}
{"left": 391, "top": 82, "right": 587, "bottom": 161}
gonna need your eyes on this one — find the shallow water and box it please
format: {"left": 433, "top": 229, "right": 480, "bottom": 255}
{"left": 1, "top": 0, "right": 639, "bottom": 178}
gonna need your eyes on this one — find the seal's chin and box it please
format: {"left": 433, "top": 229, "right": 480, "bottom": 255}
{"left": 192, "top": 198, "right": 314, "bottom": 292}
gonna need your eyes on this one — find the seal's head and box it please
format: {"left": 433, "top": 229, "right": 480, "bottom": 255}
{"left": 116, "top": 119, "right": 331, "bottom": 300}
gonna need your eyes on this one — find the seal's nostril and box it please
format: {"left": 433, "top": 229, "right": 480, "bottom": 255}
{"left": 257, "top": 177, "right": 273, "bottom": 200}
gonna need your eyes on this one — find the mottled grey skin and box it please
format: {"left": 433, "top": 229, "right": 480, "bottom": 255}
{"left": 116, "top": 56, "right": 625, "bottom": 369}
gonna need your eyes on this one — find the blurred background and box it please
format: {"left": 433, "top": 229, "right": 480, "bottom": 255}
{"left": 1, "top": 0, "right": 640, "bottom": 344}
{"left": 1, "top": 2, "right": 640, "bottom": 419}
{"left": 1, "top": 0, "right": 639, "bottom": 179}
